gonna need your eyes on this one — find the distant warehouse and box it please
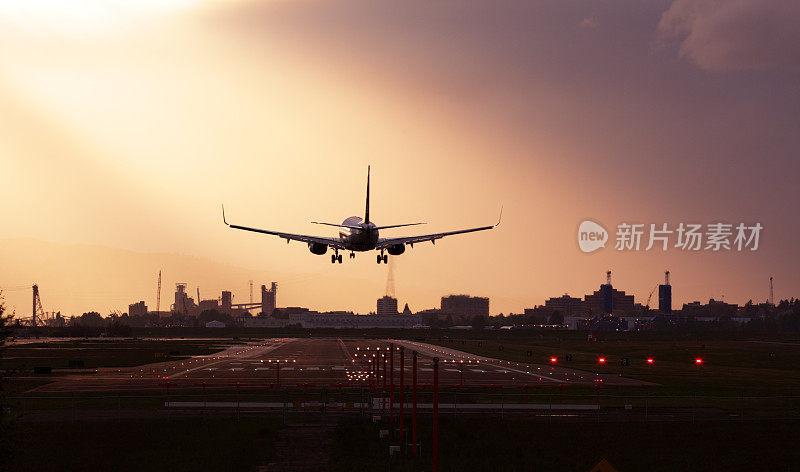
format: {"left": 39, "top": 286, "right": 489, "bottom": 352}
{"left": 441, "top": 295, "right": 489, "bottom": 321}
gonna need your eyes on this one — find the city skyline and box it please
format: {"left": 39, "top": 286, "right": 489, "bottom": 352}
{"left": 0, "top": 237, "right": 783, "bottom": 319}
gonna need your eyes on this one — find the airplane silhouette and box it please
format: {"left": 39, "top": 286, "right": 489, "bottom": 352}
{"left": 223, "top": 166, "right": 501, "bottom": 264}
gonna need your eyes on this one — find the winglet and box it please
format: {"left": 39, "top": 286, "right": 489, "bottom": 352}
{"left": 495, "top": 205, "right": 503, "bottom": 227}
{"left": 221, "top": 204, "right": 229, "bottom": 226}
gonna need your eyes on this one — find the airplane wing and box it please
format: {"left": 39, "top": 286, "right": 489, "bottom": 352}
{"left": 375, "top": 208, "right": 502, "bottom": 249}
{"left": 222, "top": 206, "right": 347, "bottom": 250}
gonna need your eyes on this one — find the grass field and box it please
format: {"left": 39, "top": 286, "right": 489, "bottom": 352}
{"left": 430, "top": 336, "right": 800, "bottom": 392}
{"left": 1, "top": 339, "right": 232, "bottom": 372}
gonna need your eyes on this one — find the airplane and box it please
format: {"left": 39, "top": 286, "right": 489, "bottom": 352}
{"left": 222, "top": 166, "right": 501, "bottom": 264}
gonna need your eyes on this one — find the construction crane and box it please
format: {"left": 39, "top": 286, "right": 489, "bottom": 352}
{"left": 644, "top": 284, "right": 659, "bottom": 311}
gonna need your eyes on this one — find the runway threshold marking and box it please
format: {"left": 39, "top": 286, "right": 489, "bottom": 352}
{"left": 166, "top": 339, "right": 292, "bottom": 380}
{"left": 391, "top": 339, "right": 566, "bottom": 384}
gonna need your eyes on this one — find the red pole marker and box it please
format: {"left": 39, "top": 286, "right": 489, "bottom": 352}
{"left": 412, "top": 351, "right": 418, "bottom": 457}
{"left": 390, "top": 343, "right": 394, "bottom": 425}
{"left": 400, "top": 346, "right": 405, "bottom": 441}
{"left": 379, "top": 355, "right": 384, "bottom": 413}
{"left": 433, "top": 357, "right": 439, "bottom": 472}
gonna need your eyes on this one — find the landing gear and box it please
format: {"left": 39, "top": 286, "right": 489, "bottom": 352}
{"left": 338, "top": 254, "right": 343, "bottom": 263}
{"left": 376, "top": 253, "right": 388, "bottom": 264}
{"left": 349, "top": 252, "right": 355, "bottom": 259}
{"left": 331, "top": 253, "right": 343, "bottom": 264}
{"left": 331, "top": 254, "right": 336, "bottom": 264}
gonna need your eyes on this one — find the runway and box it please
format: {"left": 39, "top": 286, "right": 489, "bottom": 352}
{"left": 28, "top": 337, "right": 652, "bottom": 393}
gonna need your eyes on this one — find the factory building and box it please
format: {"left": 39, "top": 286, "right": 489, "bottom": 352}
{"left": 261, "top": 283, "right": 277, "bottom": 317}
{"left": 377, "top": 296, "right": 398, "bottom": 316}
{"left": 441, "top": 295, "right": 490, "bottom": 318}
{"left": 128, "top": 301, "right": 147, "bottom": 317}
{"left": 173, "top": 283, "right": 196, "bottom": 315}
{"left": 167, "top": 282, "right": 275, "bottom": 317}
{"left": 544, "top": 295, "right": 588, "bottom": 316}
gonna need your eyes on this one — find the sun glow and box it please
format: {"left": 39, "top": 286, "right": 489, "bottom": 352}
{"left": 0, "top": 0, "right": 212, "bottom": 36}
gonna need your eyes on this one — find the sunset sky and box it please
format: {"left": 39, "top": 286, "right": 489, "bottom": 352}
{"left": 1, "top": 0, "right": 799, "bottom": 317}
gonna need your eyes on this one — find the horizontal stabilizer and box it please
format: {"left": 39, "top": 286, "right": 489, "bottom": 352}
{"left": 372, "top": 222, "right": 426, "bottom": 230}
{"left": 311, "top": 221, "right": 363, "bottom": 230}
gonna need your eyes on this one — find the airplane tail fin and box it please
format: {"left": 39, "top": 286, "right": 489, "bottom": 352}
{"left": 365, "top": 165, "right": 370, "bottom": 224}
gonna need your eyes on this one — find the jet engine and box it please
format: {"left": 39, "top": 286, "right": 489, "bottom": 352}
{"left": 387, "top": 244, "right": 405, "bottom": 255}
{"left": 308, "top": 242, "right": 328, "bottom": 255}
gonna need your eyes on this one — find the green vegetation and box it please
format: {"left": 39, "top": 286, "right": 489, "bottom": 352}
{"left": 5, "top": 418, "right": 279, "bottom": 472}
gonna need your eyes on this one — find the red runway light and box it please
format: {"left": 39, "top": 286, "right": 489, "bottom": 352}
{"left": 646, "top": 358, "right": 654, "bottom": 364}
{"left": 598, "top": 357, "right": 606, "bottom": 364}
{"left": 549, "top": 357, "right": 558, "bottom": 363}
{"left": 695, "top": 358, "right": 704, "bottom": 365}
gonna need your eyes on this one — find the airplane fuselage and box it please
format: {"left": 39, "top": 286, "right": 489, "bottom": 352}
{"left": 338, "top": 216, "right": 379, "bottom": 251}
{"left": 222, "top": 165, "right": 498, "bottom": 264}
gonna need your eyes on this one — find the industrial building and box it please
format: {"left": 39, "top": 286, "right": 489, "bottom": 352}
{"left": 173, "top": 284, "right": 195, "bottom": 315}
{"left": 441, "top": 294, "right": 490, "bottom": 319}
{"left": 377, "top": 295, "right": 398, "bottom": 316}
{"left": 544, "top": 295, "right": 588, "bottom": 316}
{"left": 168, "top": 282, "right": 277, "bottom": 317}
{"left": 261, "top": 283, "right": 277, "bottom": 316}
{"left": 128, "top": 301, "right": 147, "bottom": 317}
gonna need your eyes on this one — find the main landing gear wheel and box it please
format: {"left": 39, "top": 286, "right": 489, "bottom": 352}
{"left": 376, "top": 254, "right": 382, "bottom": 264}
{"left": 337, "top": 254, "right": 343, "bottom": 264}
{"left": 349, "top": 252, "right": 355, "bottom": 259}
{"left": 331, "top": 254, "right": 336, "bottom": 264}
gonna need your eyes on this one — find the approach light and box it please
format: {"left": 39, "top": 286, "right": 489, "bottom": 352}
{"left": 695, "top": 358, "right": 704, "bottom": 365}
{"left": 646, "top": 358, "right": 654, "bottom": 364}
{"left": 549, "top": 357, "right": 558, "bottom": 364}
{"left": 598, "top": 357, "right": 606, "bottom": 364}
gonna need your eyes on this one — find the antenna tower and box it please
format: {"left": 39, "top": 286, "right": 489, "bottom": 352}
{"left": 156, "top": 270, "right": 162, "bottom": 314}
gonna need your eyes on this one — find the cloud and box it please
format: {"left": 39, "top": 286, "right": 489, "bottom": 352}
{"left": 657, "top": 0, "right": 800, "bottom": 71}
